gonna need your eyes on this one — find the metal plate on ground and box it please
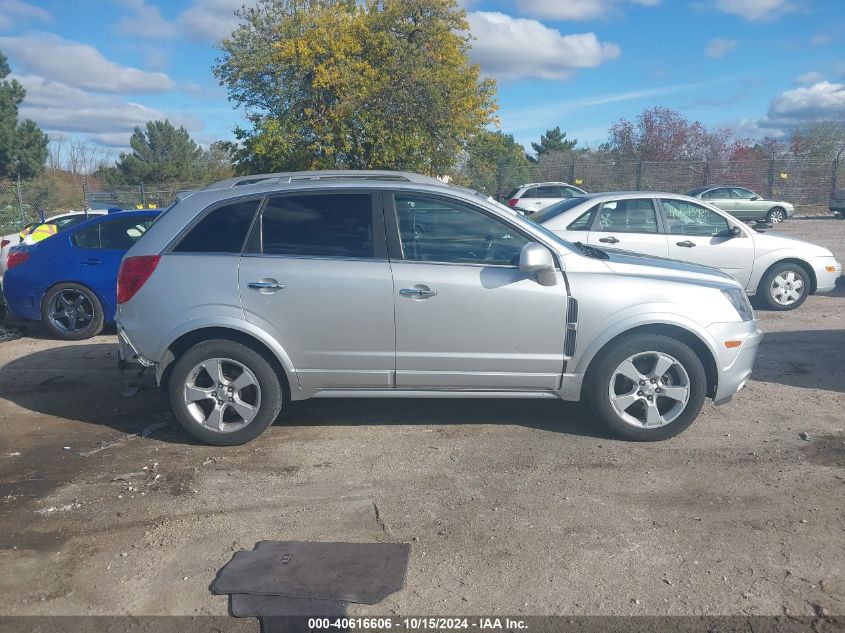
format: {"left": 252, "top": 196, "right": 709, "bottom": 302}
{"left": 230, "top": 593, "right": 347, "bottom": 617}
{"left": 211, "top": 540, "right": 410, "bottom": 604}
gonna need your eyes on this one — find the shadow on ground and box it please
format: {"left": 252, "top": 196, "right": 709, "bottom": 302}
{"left": 0, "top": 343, "right": 610, "bottom": 444}
{"left": 751, "top": 329, "right": 845, "bottom": 393}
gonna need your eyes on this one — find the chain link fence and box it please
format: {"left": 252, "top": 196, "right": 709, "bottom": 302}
{"left": 0, "top": 178, "right": 206, "bottom": 236}
{"left": 464, "top": 156, "right": 845, "bottom": 212}
{"left": 2, "top": 158, "right": 843, "bottom": 236}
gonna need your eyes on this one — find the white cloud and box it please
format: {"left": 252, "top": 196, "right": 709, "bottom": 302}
{"left": 515, "top": 0, "right": 659, "bottom": 21}
{"left": 501, "top": 81, "right": 711, "bottom": 132}
{"left": 176, "top": 0, "right": 248, "bottom": 42}
{"left": 705, "top": 38, "right": 738, "bottom": 59}
{"left": 743, "top": 81, "right": 845, "bottom": 137}
{"left": 768, "top": 81, "right": 845, "bottom": 122}
{"left": 467, "top": 11, "right": 620, "bottom": 81}
{"left": 0, "top": 0, "right": 51, "bottom": 31}
{"left": 795, "top": 71, "right": 823, "bottom": 86}
{"left": 0, "top": 33, "right": 173, "bottom": 94}
{"left": 15, "top": 74, "right": 201, "bottom": 147}
{"left": 114, "top": 0, "right": 177, "bottom": 39}
{"left": 713, "top": 0, "right": 794, "bottom": 22}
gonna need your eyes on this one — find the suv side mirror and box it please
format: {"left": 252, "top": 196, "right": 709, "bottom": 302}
{"left": 519, "top": 243, "right": 557, "bottom": 286}
{"left": 718, "top": 226, "right": 742, "bottom": 238}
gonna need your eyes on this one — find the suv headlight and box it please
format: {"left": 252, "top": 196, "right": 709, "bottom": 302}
{"left": 721, "top": 288, "right": 754, "bottom": 322}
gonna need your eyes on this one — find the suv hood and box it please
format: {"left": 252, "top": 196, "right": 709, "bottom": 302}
{"left": 751, "top": 230, "right": 833, "bottom": 257}
{"left": 596, "top": 247, "right": 742, "bottom": 289}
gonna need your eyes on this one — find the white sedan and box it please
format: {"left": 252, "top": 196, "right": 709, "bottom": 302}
{"left": 533, "top": 192, "right": 841, "bottom": 311}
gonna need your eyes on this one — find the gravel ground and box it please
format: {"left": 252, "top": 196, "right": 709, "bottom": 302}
{"left": 0, "top": 218, "right": 842, "bottom": 620}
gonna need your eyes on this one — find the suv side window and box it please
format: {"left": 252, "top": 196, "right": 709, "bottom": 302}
{"left": 174, "top": 199, "right": 260, "bottom": 253}
{"left": 535, "top": 186, "right": 560, "bottom": 197}
{"left": 521, "top": 188, "right": 537, "bottom": 199}
{"left": 661, "top": 199, "right": 731, "bottom": 235}
{"left": 259, "top": 193, "right": 374, "bottom": 258}
{"left": 395, "top": 194, "right": 529, "bottom": 266}
{"left": 596, "top": 199, "right": 658, "bottom": 233}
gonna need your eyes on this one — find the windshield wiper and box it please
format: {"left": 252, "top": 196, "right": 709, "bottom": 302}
{"left": 574, "top": 241, "right": 610, "bottom": 260}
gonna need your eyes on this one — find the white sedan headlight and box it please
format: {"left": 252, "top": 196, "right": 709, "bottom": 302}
{"left": 721, "top": 288, "right": 754, "bottom": 322}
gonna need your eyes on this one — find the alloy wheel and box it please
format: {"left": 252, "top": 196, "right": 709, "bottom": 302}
{"left": 608, "top": 351, "right": 691, "bottom": 429}
{"left": 183, "top": 358, "right": 261, "bottom": 433}
{"left": 47, "top": 290, "right": 94, "bottom": 334}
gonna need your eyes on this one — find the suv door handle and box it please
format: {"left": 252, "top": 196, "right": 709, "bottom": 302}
{"left": 676, "top": 240, "right": 696, "bottom": 248}
{"left": 400, "top": 288, "right": 437, "bottom": 299}
{"left": 83, "top": 257, "right": 101, "bottom": 265}
{"left": 248, "top": 280, "right": 285, "bottom": 291}
{"left": 598, "top": 236, "right": 619, "bottom": 244}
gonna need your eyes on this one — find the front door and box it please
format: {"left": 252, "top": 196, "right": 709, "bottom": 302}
{"left": 659, "top": 198, "right": 756, "bottom": 287}
{"left": 238, "top": 191, "right": 395, "bottom": 390}
{"left": 730, "top": 188, "right": 766, "bottom": 221}
{"left": 387, "top": 192, "right": 568, "bottom": 390}
{"left": 586, "top": 197, "right": 669, "bottom": 257}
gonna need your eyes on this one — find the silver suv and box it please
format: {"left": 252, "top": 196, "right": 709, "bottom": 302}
{"left": 117, "top": 171, "right": 762, "bottom": 445}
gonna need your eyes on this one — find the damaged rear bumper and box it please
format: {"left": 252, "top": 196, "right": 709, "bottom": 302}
{"left": 117, "top": 327, "right": 158, "bottom": 396}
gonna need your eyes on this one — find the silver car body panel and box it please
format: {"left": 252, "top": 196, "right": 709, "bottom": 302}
{"left": 118, "top": 175, "right": 761, "bottom": 406}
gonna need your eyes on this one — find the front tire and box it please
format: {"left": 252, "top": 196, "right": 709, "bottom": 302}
{"left": 587, "top": 333, "right": 707, "bottom": 441}
{"left": 41, "top": 283, "right": 104, "bottom": 340}
{"left": 755, "top": 262, "right": 810, "bottom": 311}
{"left": 766, "top": 207, "right": 786, "bottom": 224}
{"left": 169, "top": 339, "right": 283, "bottom": 445}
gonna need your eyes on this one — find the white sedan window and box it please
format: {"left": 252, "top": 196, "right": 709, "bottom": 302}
{"left": 662, "top": 199, "right": 731, "bottom": 236}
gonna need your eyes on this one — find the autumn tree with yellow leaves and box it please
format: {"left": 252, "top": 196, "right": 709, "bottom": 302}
{"left": 215, "top": 0, "right": 497, "bottom": 175}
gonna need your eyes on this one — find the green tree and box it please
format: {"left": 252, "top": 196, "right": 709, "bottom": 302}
{"left": 108, "top": 120, "right": 203, "bottom": 183}
{"left": 0, "top": 51, "right": 48, "bottom": 178}
{"left": 215, "top": 0, "right": 497, "bottom": 175}
{"left": 460, "top": 130, "right": 531, "bottom": 199}
{"left": 529, "top": 127, "right": 577, "bottom": 162}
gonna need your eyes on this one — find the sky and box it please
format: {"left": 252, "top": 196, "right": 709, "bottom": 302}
{"left": 1, "top": 0, "right": 844, "bottom": 160}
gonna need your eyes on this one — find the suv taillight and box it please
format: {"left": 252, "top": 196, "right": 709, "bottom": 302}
{"left": 1, "top": 239, "right": 10, "bottom": 249}
{"left": 6, "top": 250, "right": 29, "bottom": 270}
{"left": 117, "top": 255, "right": 160, "bottom": 304}
{"left": 507, "top": 198, "right": 519, "bottom": 207}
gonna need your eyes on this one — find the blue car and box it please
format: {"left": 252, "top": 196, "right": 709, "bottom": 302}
{"left": 3, "top": 209, "right": 160, "bottom": 340}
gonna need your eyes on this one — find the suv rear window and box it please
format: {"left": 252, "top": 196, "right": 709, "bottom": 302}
{"left": 257, "top": 193, "right": 374, "bottom": 258}
{"left": 174, "top": 199, "right": 260, "bottom": 253}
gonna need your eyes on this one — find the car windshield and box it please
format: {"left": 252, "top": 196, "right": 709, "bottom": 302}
{"left": 531, "top": 197, "right": 589, "bottom": 223}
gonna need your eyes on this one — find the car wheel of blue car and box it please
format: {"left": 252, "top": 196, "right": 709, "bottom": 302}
{"left": 41, "top": 282, "right": 104, "bottom": 340}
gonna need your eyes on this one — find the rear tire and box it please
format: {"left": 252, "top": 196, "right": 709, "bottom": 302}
{"left": 586, "top": 333, "right": 707, "bottom": 441}
{"left": 41, "top": 283, "right": 104, "bottom": 340}
{"left": 755, "top": 262, "right": 810, "bottom": 311}
{"left": 169, "top": 339, "right": 283, "bottom": 446}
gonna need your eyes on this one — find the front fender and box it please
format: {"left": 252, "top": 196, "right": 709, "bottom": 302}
{"left": 572, "top": 310, "right": 722, "bottom": 376}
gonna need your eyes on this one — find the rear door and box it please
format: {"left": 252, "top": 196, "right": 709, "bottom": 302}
{"left": 586, "top": 197, "right": 669, "bottom": 258}
{"left": 238, "top": 191, "right": 395, "bottom": 390}
{"left": 659, "top": 198, "right": 755, "bottom": 287}
{"left": 69, "top": 215, "right": 156, "bottom": 317}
